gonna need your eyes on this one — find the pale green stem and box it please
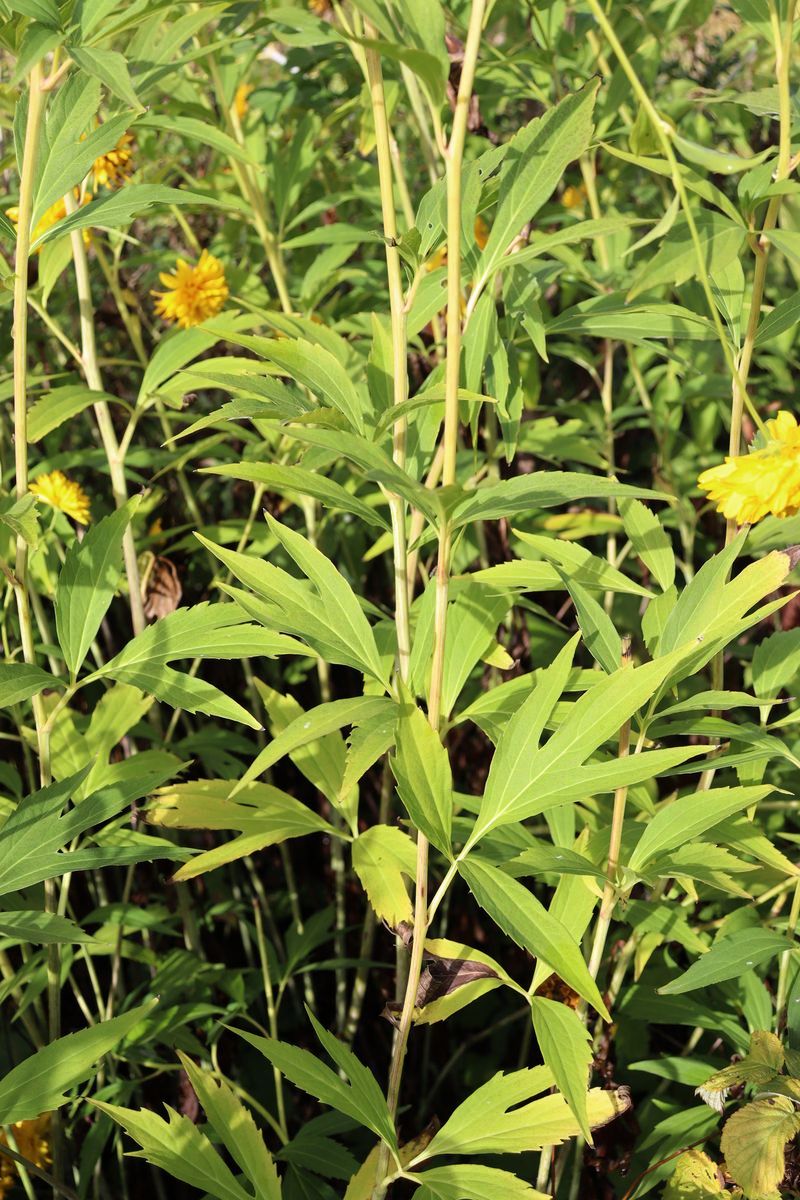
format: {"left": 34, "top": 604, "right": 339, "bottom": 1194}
{"left": 372, "top": 3, "right": 487, "bottom": 1194}
{"left": 63, "top": 193, "right": 145, "bottom": 638}
{"left": 253, "top": 900, "right": 289, "bottom": 1140}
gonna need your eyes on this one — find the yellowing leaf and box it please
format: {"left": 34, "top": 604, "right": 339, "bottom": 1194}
{"left": 663, "top": 1148, "right": 726, "bottom": 1197}
{"left": 352, "top": 825, "right": 416, "bottom": 926}
{"left": 721, "top": 1096, "right": 800, "bottom": 1199}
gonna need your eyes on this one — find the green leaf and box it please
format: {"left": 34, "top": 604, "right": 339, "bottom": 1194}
{"left": 280, "top": 425, "right": 440, "bottom": 522}
{"left": 697, "top": 1030, "right": 784, "bottom": 1111}
{"left": 8, "top": 0, "right": 60, "bottom": 27}
{"left": 475, "top": 81, "right": 599, "bottom": 292}
{"left": 628, "top": 212, "right": 745, "bottom": 300}
{"left": 67, "top": 46, "right": 143, "bottom": 111}
{"left": 217, "top": 332, "right": 367, "bottom": 433}
{"left": 0, "top": 910, "right": 93, "bottom": 944}
{"left": 352, "top": 824, "right": 416, "bottom": 926}
{"left": 415, "top": 1064, "right": 629, "bottom": 1159}
{"left": 628, "top": 785, "right": 773, "bottom": 872}
{"left": 255, "top": 682, "right": 352, "bottom": 816}
{"left": 102, "top": 662, "right": 261, "bottom": 730}
{"left": 472, "top": 652, "right": 684, "bottom": 840}
{"left": 453, "top": 473, "right": 664, "bottom": 527}
{"left": 200, "top": 524, "right": 388, "bottom": 687}
{"left": 93, "top": 1101, "right": 251, "bottom": 1200}
{"left": 10, "top": 22, "right": 62, "bottom": 85}
{"left": 459, "top": 857, "right": 609, "bottom": 1019}
{"left": 201, "top": 462, "right": 389, "bottom": 530}
{"left": 234, "top": 697, "right": 395, "bottom": 793}
{"left": 356, "top": 37, "right": 445, "bottom": 109}
{"left": 232, "top": 1025, "right": 397, "bottom": 1149}
{"left": 618, "top": 498, "right": 676, "bottom": 590}
{"left": 177, "top": 1054, "right": 282, "bottom": 1200}
{"left": 755, "top": 292, "right": 800, "bottom": 345}
{"left": 149, "top": 778, "right": 336, "bottom": 881}
{"left": 56, "top": 499, "right": 138, "bottom": 677}
{"left": 752, "top": 628, "right": 800, "bottom": 698}
{"left": 0, "top": 769, "right": 175, "bottom": 896}
{"left": 31, "top": 185, "right": 230, "bottom": 250}
{"left": 0, "top": 493, "right": 40, "bottom": 545}
{"left": 391, "top": 703, "right": 453, "bottom": 856}
{"left": 0, "top": 1002, "right": 155, "bottom": 1123}
{"left": 557, "top": 571, "right": 621, "bottom": 674}
{"left": 138, "top": 114, "right": 261, "bottom": 166}
{"left": 267, "top": 514, "right": 387, "bottom": 682}
{"left": 547, "top": 293, "right": 715, "bottom": 341}
{"left": 662, "top": 1148, "right": 728, "bottom": 1198}
{"left": 513, "top": 531, "right": 652, "bottom": 598}
{"left": 34, "top": 108, "right": 137, "bottom": 226}
{"left": 414, "top": 1164, "right": 548, "bottom": 1200}
{"left": 530, "top": 997, "right": 592, "bottom": 1142}
{"left": 0, "top": 661, "right": 62, "bottom": 707}
{"left": 27, "top": 384, "right": 121, "bottom": 442}
{"left": 720, "top": 1096, "right": 800, "bottom": 1199}
{"left": 659, "top": 928, "right": 793, "bottom": 995}
{"left": 102, "top": 603, "right": 305, "bottom": 674}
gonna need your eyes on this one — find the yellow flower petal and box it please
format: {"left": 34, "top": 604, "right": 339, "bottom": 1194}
{"left": 151, "top": 249, "right": 229, "bottom": 329}
{"left": 30, "top": 470, "right": 92, "bottom": 525}
{"left": 698, "top": 411, "right": 800, "bottom": 525}
{"left": 92, "top": 131, "right": 135, "bottom": 190}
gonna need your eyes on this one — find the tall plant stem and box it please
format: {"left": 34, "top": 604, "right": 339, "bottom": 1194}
{"left": 12, "top": 61, "right": 47, "bottom": 719}
{"left": 585, "top": 639, "right": 633, "bottom": 990}
{"left": 372, "top": 3, "right": 487, "bottom": 1194}
{"left": 64, "top": 196, "right": 145, "bottom": 638}
{"left": 363, "top": 40, "right": 411, "bottom": 680}
{"left": 206, "top": 55, "right": 293, "bottom": 316}
{"left": 12, "top": 61, "right": 65, "bottom": 1197}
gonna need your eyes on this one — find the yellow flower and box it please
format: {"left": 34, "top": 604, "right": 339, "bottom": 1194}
{"left": 234, "top": 83, "right": 253, "bottom": 121}
{"left": 30, "top": 470, "right": 91, "bottom": 524}
{"left": 0, "top": 1114, "right": 51, "bottom": 1197}
{"left": 698, "top": 410, "right": 800, "bottom": 525}
{"left": 309, "top": 0, "right": 332, "bottom": 13}
{"left": 152, "top": 250, "right": 229, "bottom": 329}
{"left": 562, "top": 183, "right": 587, "bottom": 209}
{"left": 92, "top": 131, "right": 135, "bottom": 190}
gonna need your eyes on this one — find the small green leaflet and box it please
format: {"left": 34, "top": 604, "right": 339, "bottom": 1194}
{"left": 414, "top": 1164, "right": 548, "bottom": 1200}
{"left": 0, "top": 661, "right": 62, "bottom": 707}
{"left": 56, "top": 499, "right": 138, "bottom": 677}
{"left": 0, "top": 1002, "right": 155, "bottom": 1124}
{"left": 94, "top": 1102, "right": 252, "bottom": 1200}
{"left": 459, "top": 857, "right": 610, "bottom": 1019}
{"left": 31, "top": 185, "right": 232, "bottom": 250}
{"left": 659, "top": 928, "right": 793, "bottom": 995}
{"left": 453, "top": 473, "right": 665, "bottom": 527}
{"left": 232, "top": 1018, "right": 397, "bottom": 1149}
{"left": 474, "top": 81, "right": 599, "bottom": 293}
{"left": 530, "top": 997, "right": 593, "bottom": 1142}
{"left": 234, "top": 697, "right": 395, "bottom": 793}
{"left": 177, "top": 1054, "right": 282, "bottom": 1200}
{"left": 629, "top": 785, "right": 773, "bottom": 872}
{"left": 392, "top": 701, "right": 453, "bottom": 855}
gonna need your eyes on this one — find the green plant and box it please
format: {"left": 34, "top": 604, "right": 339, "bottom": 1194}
{"left": 1, "top": 2, "right": 800, "bottom": 1199}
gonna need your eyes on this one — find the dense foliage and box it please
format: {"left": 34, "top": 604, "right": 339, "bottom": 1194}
{"left": 2, "top": 1, "right": 800, "bottom": 1198}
